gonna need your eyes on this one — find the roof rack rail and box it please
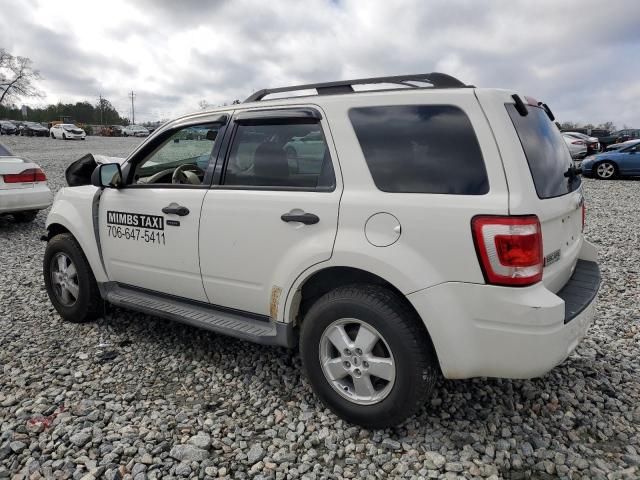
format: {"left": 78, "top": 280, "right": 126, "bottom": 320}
{"left": 244, "top": 72, "right": 469, "bottom": 103}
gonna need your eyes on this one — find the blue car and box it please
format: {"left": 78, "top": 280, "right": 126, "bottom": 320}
{"left": 581, "top": 140, "right": 640, "bottom": 179}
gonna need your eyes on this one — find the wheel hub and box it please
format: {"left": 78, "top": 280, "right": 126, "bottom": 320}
{"left": 50, "top": 253, "right": 79, "bottom": 307}
{"left": 319, "top": 318, "right": 396, "bottom": 405}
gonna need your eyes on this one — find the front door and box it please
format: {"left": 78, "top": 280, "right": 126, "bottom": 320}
{"left": 99, "top": 121, "right": 226, "bottom": 302}
{"left": 199, "top": 108, "right": 341, "bottom": 317}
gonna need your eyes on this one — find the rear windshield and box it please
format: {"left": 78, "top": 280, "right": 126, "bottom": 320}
{"left": 349, "top": 105, "right": 488, "bottom": 195}
{"left": 506, "top": 104, "right": 580, "bottom": 199}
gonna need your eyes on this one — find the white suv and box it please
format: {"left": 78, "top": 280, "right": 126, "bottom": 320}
{"left": 42, "top": 73, "right": 600, "bottom": 427}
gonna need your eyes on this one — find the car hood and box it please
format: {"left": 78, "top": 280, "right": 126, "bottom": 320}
{"left": 65, "top": 153, "right": 126, "bottom": 186}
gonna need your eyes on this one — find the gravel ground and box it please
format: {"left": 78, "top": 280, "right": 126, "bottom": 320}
{"left": 1, "top": 135, "right": 639, "bottom": 480}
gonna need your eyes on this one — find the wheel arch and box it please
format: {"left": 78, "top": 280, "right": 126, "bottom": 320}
{"left": 46, "top": 202, "right": 108, "bottom": 283}
{"left": 286, "top": 265, "right": 439, "bottom": 365}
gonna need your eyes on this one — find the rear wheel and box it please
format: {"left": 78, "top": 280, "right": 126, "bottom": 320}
{"left": 13, "top": 210, "right": 38, "bottom": 222}
{"left": 44, "top": 233, "right": 103, "bottom": 323}
{"left": 594, "top": 161, "right": 616, "bottom": 179}
{"left": 300, "top": 285, "right": 439, "bottom": 428}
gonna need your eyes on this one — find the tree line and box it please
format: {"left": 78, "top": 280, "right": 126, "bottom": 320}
{"left": 0, "top": 99, "right": 128, "bottom": 125}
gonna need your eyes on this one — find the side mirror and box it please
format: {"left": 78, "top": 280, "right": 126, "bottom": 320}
{"left": 91, "top": 163, "right": 122, "bottom": 189}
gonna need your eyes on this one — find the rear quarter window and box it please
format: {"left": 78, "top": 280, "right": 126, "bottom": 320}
{"left": 506, "top": 104, "right": 579, "bottom": 199}
{"left": 349, "top": 105, "right": 488, "bottom": 195}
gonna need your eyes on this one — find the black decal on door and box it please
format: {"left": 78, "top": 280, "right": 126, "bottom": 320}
{"left": 106, "top": 211, "right": 164, "bottom": 230}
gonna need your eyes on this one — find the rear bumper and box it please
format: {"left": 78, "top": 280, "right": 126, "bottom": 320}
{"left": 0, "top": 184, "right": 53, "bottom": 213}
{"left": 408, "top": 241, "right": 600, "bottom": 379}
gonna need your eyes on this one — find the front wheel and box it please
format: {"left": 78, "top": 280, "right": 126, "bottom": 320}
{"left": 594, "top": 161, "right": 617, "bottom": 180}
{"left": 62, "top": 133, "right": 67, "bottom": 140}
{"left": 300, "top": 285, "right": 439, "bottom": 428}
{"left": 44, "top": 233, "right": 104, "bottom": 323}
{"left": 50, "top": 132, "right": 55, "bottom": 139}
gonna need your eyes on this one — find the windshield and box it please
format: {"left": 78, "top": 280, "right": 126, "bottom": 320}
{"left": 507, "top": 104, "right": 580, "bottom": 199}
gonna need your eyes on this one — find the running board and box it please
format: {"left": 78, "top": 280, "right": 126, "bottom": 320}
{"left": 102, "top": 283, "right": 295, "bottom": 347}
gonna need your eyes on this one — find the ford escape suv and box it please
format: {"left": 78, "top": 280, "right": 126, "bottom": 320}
{"left": 42, "top": 73, "right": 600, "bottom": 427}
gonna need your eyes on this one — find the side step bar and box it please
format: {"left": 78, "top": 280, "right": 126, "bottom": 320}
{"left": 102, "top": 283, "right": 296, "bottom": 348}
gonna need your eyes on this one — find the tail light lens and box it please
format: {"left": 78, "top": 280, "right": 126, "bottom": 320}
{"left": 3, "top": 168, "right": 47, "bottom": 183}
{"left": 571, "top": 140, "right": 586, "bottom": 145}
{"left": 472, "top": 215, "right": 543, "bottom": 287}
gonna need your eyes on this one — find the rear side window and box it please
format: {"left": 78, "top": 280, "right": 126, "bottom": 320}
{"left": 223, "top": 123, "right": 335, "bottom": 190}
{"left": 349, "top": 105, "right": 488, "bottom": 194}
{"left": 506, "top": 104, "right": 580, "bottom": 199}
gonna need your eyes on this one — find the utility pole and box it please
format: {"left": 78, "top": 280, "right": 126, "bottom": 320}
{"left": 98, "top": 94, "right": 103, "bottom": 125}
{"left": 129, "top": 91, "right": 136, "bottom": 125}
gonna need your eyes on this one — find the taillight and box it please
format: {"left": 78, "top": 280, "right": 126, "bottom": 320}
{"left": 2, "top": 168, "right": 47, "bottom": 183}
{"left": 471, "top": 215, "right": 543, "bottom": 287}
{"left": 571, "top": 140, "right": 586, "bottom": 145}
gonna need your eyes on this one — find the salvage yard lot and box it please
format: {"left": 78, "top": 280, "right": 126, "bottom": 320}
{"left": 1, "top": 136, "right": 639, "bottom": 479}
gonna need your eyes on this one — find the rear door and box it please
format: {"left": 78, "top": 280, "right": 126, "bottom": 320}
{"left": 198, "top": 107, "right": 341, "bottom": 317}
{"left": 476, "top": 90, "right": 583, "bottom": 293}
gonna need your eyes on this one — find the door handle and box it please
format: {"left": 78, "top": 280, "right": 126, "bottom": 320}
{"left": 281, "top": 212, "right": 319, "bottom": 225}
{"left": 162, "top": 203, "right": 190, "bottom": 216}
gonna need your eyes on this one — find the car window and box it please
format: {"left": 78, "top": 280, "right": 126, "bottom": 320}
{"left": 222, "top": 122, "right": 335, "bottom": 189}
{"left": 133, "top": 124, "right": 221, "bottom": 185}
{"left": 349, "top": 105, "right": 488, "bottom": 194}
{"left": 506, "top": 104, "right": 579, "bottom": 199}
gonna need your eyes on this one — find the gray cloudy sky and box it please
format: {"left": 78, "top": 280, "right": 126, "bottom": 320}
{"left": 1, "top": 0, "right": 638, "bottom": 127}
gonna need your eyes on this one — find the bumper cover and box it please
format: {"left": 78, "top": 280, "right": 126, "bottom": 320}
{"left": 408, "top": 247, "right": 600, "bottom": 380}
{"left": 0, "top": 185, "right": 52, "bottom": 213}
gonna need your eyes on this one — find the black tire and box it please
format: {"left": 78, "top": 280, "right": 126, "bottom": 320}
{"left": 43, "top": 233, "right": 103, "bottom": 323}
{"left": 62, "top": 133, "right": 67, "bottom": 140}
{"left": 300, "top": 284, "right": 439, "bottom": 428}
{"left": 13, "top": 210, "right": 38, "bottom": 222}
{"left": 593, "top": 160, "right": 617, "bottom": 180}
{"left": 50, "top": 132, "right": 55, "bottom": 139}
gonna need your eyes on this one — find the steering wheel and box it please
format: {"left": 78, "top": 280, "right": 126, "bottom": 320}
{"left": 172, "top": 164, "right": 205, "bottom": 185}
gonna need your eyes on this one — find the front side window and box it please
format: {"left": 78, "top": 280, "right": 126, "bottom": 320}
{"left": 133, "top": 124, "right": 221, "bottom": 185}
{"left": 349, "top": 105, "right": 488, "bottom": 194}
{"left": 223, "top": 122, "right": 335, "bottom": 189}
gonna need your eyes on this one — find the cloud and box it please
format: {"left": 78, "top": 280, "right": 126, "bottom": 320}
{"left": 0, "top": 0, "right": 638, "bottom": 127}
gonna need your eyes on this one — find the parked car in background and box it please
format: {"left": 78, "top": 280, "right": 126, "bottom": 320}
{"left": 562, "top": 133, "right": 587, "bottom": 160}
{"left": 20, "top": 121, "right": 49, "bottom": 137}
{"left": 122, "top": 125, "right": 149, "bottom": 137}
{"left": 605, "top": 139, "right": 638, "bottom": 151}
{"left": 0, "top": 120, "right": 19, "bottom": 135}
{"left": 598, "top": 129, "right": 640, "bottom": 150}
{"left": 50, "top": 123, "right": 86, "bottom": 140}
{"left": 582, "top": 140, "right": 640, "bottom": 179}
{"left": 563, "top": 132, "right": 599, "bottom": 156}
{"left": 0, "top": 142, "right": 52, "bottom": 221}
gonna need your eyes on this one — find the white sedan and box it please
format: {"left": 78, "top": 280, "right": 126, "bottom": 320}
{"left": 562, "top": 133, "right": 587, "bottom": 160}
{"left": 122, "top": 125, "right": 149, "bottom": 137}
{"left": 50, "top": 123, "right": 86, "bottom": 140}
{"left": 0, "top": 143, "right": 52, "bottom": 222}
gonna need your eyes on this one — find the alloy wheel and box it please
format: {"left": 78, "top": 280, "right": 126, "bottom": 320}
{"left": 319, "top": 318, "right": 396, "bottom": 405}
{"left": 50, "top": 253, "right": 80, "bottom": 306}
{"left": 596, "top": 162, "right": 615, "bottom": 179}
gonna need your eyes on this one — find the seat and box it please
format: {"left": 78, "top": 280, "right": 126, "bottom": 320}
{"left": 252, "top": 143, "right": 290, "bottom": 186}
